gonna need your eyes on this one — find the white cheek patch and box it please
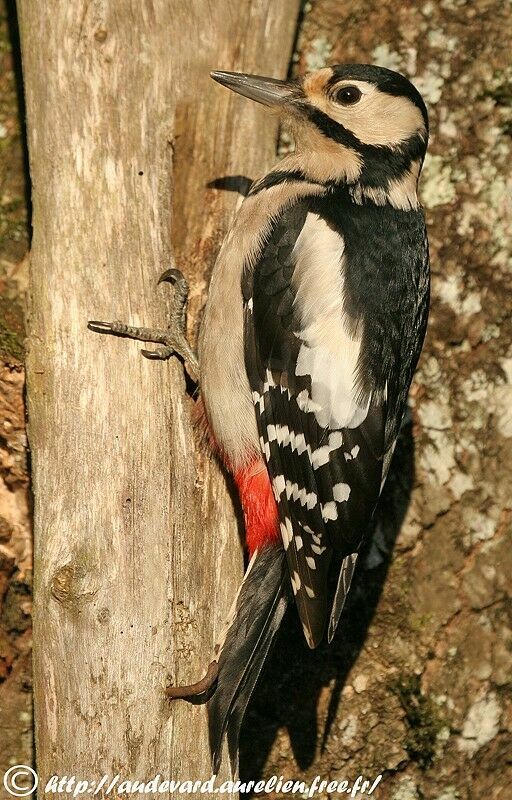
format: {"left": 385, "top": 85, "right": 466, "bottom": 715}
{"left": 322, "top": 82, "right": 426, "bottom": 148}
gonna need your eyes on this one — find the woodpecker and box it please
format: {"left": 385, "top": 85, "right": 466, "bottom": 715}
{"left": 89, "top": 64, "right": 429, "bottom": 775}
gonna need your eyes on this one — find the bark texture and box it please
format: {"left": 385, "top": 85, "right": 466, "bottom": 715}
{"left": 15, "top": 0, "right": 299, "bottom": 786}
{"left": 0, "top": 0, "right": 32, "bottom": 777}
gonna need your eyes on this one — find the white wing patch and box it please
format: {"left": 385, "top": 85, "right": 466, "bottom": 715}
{"left": 291, "top": 212, "right": 370, "bottom": 429}
{"left": 295, "top": 343, "right": 370, "bottom": 429}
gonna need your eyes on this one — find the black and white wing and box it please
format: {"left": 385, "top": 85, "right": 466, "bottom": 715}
{"left": 243, "top": 200, "right": 393, "bottom": 648}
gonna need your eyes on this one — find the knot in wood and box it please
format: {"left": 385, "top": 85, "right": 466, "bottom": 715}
{"left": 51, "top": 564, "right": 76, "bottom": 605}
{"left": 50, "top": 563, "right": 96, "bottom": 607}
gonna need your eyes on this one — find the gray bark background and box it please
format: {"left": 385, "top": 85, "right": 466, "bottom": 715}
{"left": 0, "top": 0, "right": 511, "bottom": 797}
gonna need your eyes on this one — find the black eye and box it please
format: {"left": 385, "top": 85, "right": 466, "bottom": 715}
{"left": 333, "top": 85, "right": 362, "bottom": 106}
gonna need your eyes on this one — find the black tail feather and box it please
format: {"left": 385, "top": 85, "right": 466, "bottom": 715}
{"left": 208, "top": 546, "right": 288, "bottom": 775}
{"left": 327, "top": 552, "right": 358, "bottom": 643}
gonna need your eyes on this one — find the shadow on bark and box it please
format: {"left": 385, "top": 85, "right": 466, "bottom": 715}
{"left": 5, "top": 0, "right": 31, "bottom": 238}
{"left": 239, "top": 413, "right": 415, "bottom": 780}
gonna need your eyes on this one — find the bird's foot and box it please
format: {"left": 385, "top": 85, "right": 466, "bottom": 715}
{"left": 88, "top": 268, "right": 199, "bottom": 380}
{"left": 166, "top": 660, "right": 218, "bottom": 705}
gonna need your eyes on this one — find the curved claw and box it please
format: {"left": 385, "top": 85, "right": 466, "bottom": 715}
{"left": 165, "top": 660, "right": 219, "bottom": 704}
{"left": 158, "top": 268, "right": 184, "bottom": 286}
{"left": 141, "top": 346, "right": 174, "bottom": 360}
{"left": 88, "top": 320, "right": 114, "bottom": 333}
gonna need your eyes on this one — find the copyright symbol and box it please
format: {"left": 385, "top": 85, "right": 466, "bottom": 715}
{"left": 3, "top": 765, "right": 38, "bottom": 797}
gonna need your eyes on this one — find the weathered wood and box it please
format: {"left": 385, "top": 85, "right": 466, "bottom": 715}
{"left": 16, "top": 0, "right": 300, "bottom": 789}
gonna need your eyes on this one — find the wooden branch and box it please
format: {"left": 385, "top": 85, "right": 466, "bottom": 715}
{"left": 16, "top": 0, "right": 300, "bottom": 787}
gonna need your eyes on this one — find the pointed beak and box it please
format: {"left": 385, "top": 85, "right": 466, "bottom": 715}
{"left": 210, "top": 70, "right": 297, "bottom": 107}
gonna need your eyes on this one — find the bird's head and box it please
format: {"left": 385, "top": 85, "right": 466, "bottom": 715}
{"left": 211, "top": 65, "right": 428, "bottom": 207}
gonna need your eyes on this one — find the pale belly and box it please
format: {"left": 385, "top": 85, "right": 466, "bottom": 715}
{"left": 198, "top": 219, "right": 261, "bottom": 471}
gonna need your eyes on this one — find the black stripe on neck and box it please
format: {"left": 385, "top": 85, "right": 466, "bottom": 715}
{"left": 299, "top": 104, "right": 426, "bottom": 189}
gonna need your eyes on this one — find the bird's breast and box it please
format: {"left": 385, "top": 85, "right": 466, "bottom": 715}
{"left": 199, "top": 180, "right": 326, "bottom": 470}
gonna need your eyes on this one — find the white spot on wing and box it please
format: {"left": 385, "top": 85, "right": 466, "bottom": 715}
{"left": 311, "top": 445, "right": 331, "bottom": 469}
{"left": 283, "top": 480, "right": 317, "bottom": 508}
{"left": 277, "top": 424, "right": 290, "bottom": 446}
{"left": 293, "top": 432, "right": 308, "bottom": 455}
{"left": 259, "top": 436, "right": 271, "bottom": 461}
{"left": 252, "top": 390, "right": 264, "bottom": 413}
{"left": 329, "top": 431, "right": 343, "bottom": 449}
{"left": 301, "top": 523, "right": 315, "bottom": 535}
{"left": 280, "top": 517, "right": 293, "bottom": 549}
{"left": 321, "top": 501, "right": 338, "bottom": 521}
{"left": 333, "top": 482, "right": 351, "bottom": 502}
{"left": 273, "top": 475, "right": 286, "bottom": 499}
{"left": 306, "top": 493, "right": 317, "bottom": 510}
{"left": 310, "top": 430, "right": 344, "bottom": 470}
{"left": 296, "top": 388, "right": 322, "bottom": 415}
{"left": 344, "top": 444, "right": 361, "bottom": 461}
{"left": 263, "top": 369, "right": 276, "bottom": 393}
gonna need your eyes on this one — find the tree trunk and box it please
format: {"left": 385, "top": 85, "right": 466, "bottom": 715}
{"left": 16, "top": 0, "right": 299, "bottom": 788}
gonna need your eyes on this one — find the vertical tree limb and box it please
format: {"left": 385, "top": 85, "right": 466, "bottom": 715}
{"left": 16, "top": 0, "right": 299, "bottom": 786}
